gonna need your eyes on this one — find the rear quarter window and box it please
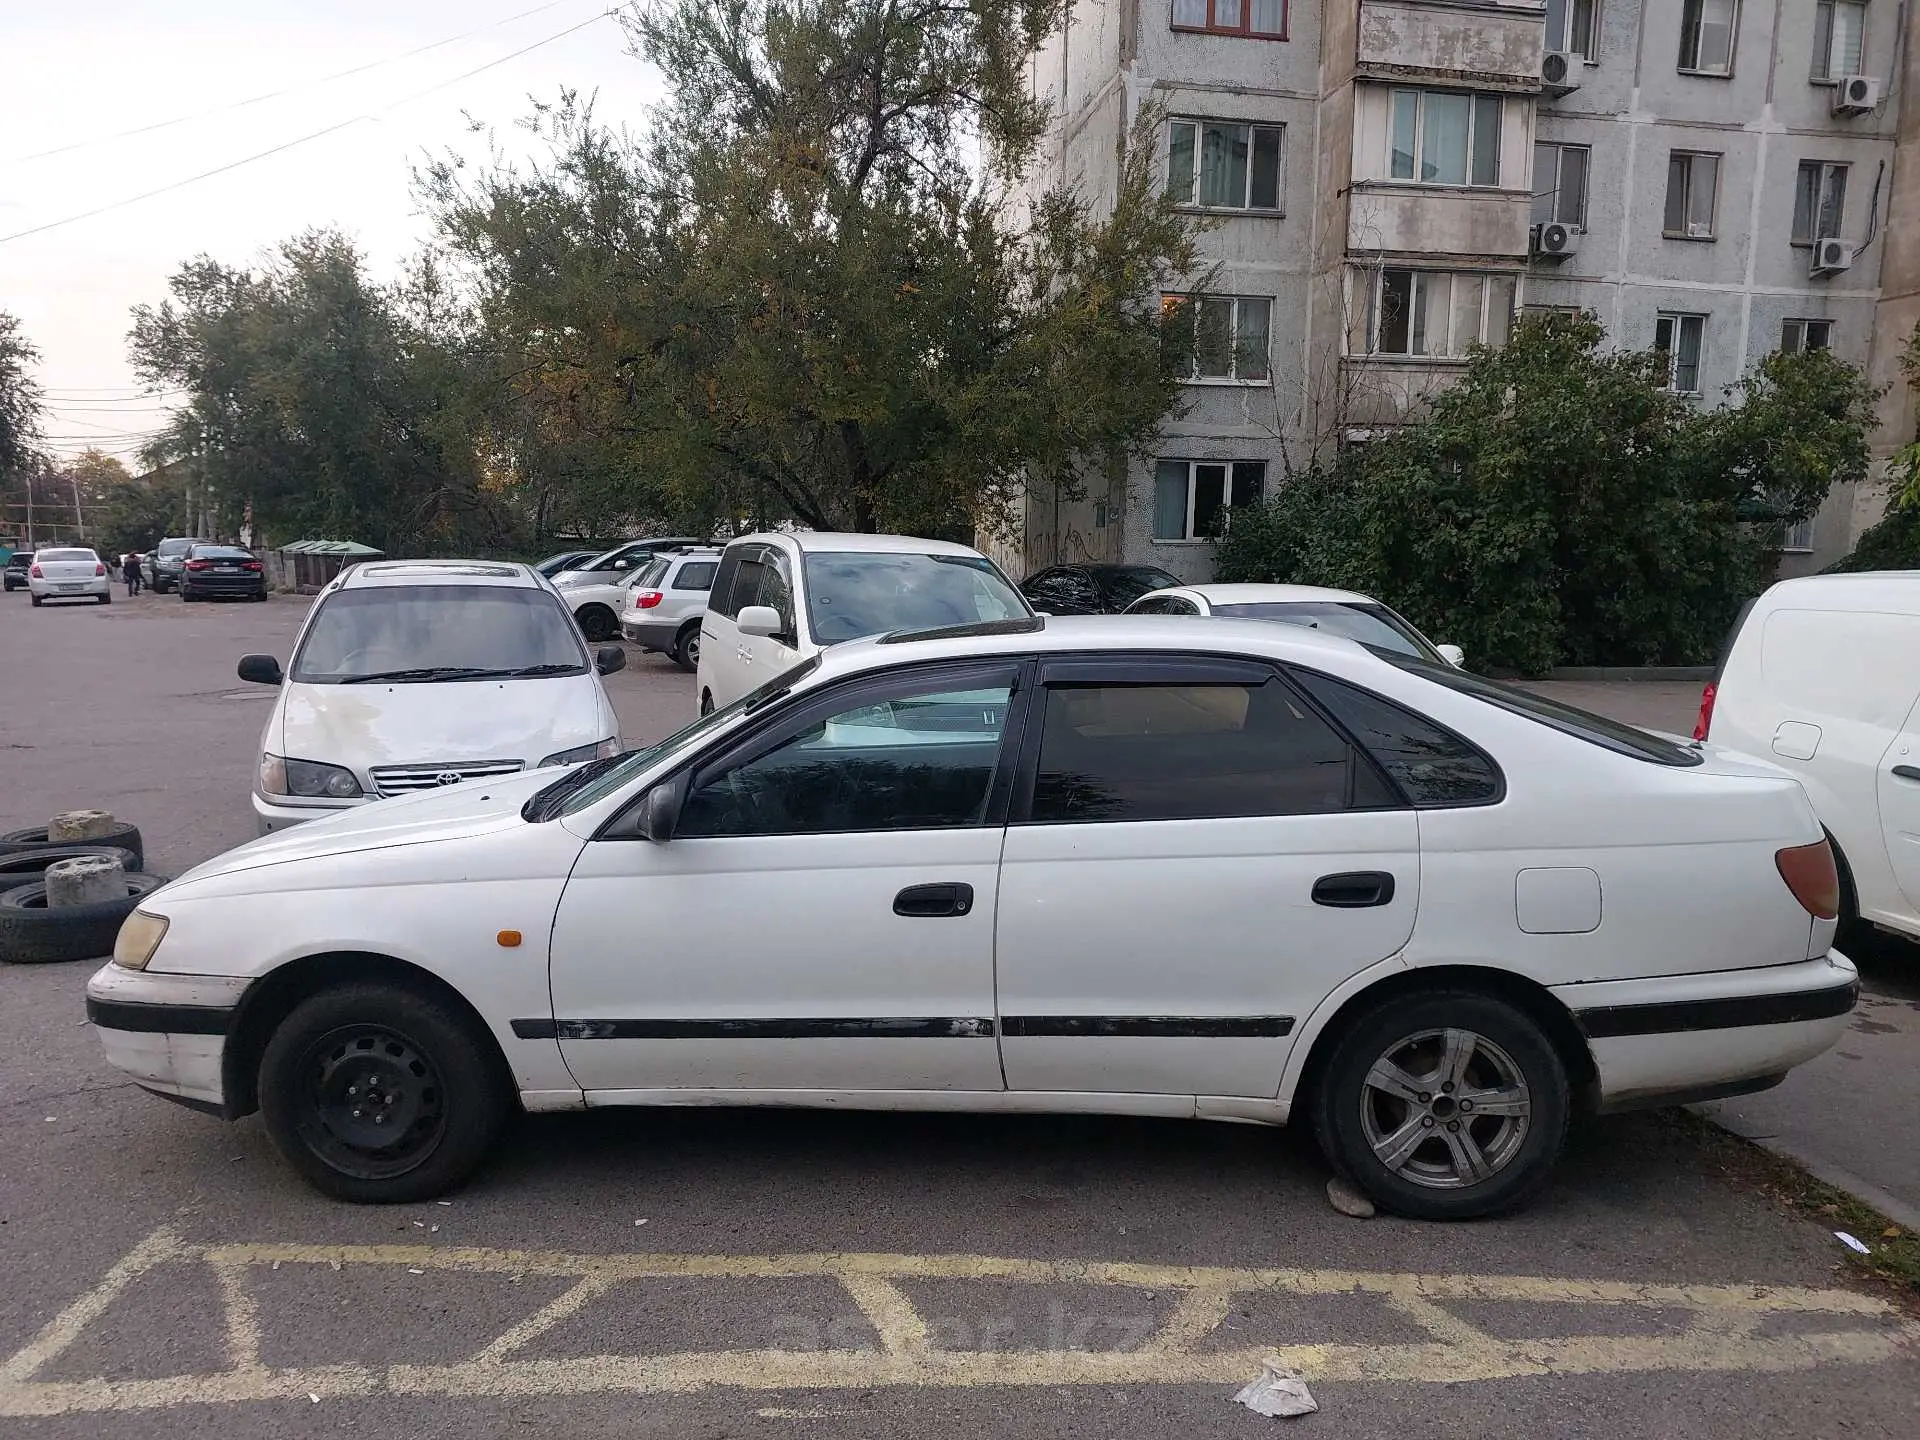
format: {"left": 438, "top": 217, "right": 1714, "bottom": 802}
{"left": 1292, "top": 669, "right": 1503, "bottom": 807}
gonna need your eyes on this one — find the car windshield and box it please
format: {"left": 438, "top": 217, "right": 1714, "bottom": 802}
{"left": 802, "top": 552, "right": 1030, "bottom": 644}
{"left": 1212, "top": 600, "right": 1442, "bottom": 661}
{"left": 291, "top": 585, "right": 588, "bottom": 684}
{"left": 158, "top": 539, "right": 194, "bottom": 557}
{"left": 38, "top": 549, "right": 96, "bottom": 563}
{"left": 547, "top": 653, "right": 825, "bottom": 817}
{"left": 1097, "top": 567, "right": 1182, "bottom": 605}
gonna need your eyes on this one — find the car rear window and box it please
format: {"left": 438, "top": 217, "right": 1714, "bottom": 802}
{"left": 673, "top": 560, "right": 718, "bottom": 591}
{"left": 1383, "top": 655, "right": 1703, "bottom": 766}
{"left": 38, "top": 549, "right": 95, "bottom": 562}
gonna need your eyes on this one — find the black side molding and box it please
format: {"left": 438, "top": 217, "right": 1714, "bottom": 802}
{"left": 512, "top": 1017, "right": 996, "bottom": 1041}
{"left": 87, "top": 997, "right": 231, "bottom": 1036}
{"left": 1574, "top": 980, "right": 1858, "bottom": 1039}
{"left": 1001, "top": 1016, "right": 1294, "bottom": 1039}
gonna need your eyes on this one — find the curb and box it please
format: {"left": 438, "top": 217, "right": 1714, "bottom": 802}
{"left": 1692, "top": 1103, "right": 1920, "bottom": 1234}
{"left": 1542, "top": 667, "right": 1715, "bottom": 683}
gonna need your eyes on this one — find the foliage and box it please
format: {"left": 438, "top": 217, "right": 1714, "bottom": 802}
{"left": 64, "top": 450, "right": 180, "bottom": 557}
{"left": 1826, "top": 321, "right": 1920, "bottom": 574}
{"left": 1216, "top": 315, "right": 1883, "bottom": 674}
{"left": 0, "top": 310, "right": 44, "bottom": 504}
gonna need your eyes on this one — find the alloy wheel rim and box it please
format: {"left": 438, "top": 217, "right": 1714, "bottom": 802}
{"left": 1359, "top": 1027, "right": 1531, "bottom": 1190}
{"left": 296, "top": 1024, "right": 447, "bottom": 1180}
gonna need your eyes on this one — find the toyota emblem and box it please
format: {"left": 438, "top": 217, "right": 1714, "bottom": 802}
{"left": 434, "top": 771, "right": 463, "bottom": 787}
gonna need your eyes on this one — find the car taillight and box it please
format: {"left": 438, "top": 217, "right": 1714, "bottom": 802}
{"left": 1776, "top": 840, "right": 1840, "bottom": 920}
{"left": 1692, "top": 681, "right": 1716, "bottom": 741}
{"left": 94, "top": 563, "right": 107, "bottom": 576}
{"left": 244, "top": 561, "right": 262, "bottom": 572}
{"left": 633, "top": 589, "right": 664, "bottom": 609}
{"left": 185, "top": 559, "right": 210, "bottom": 571}
{"left": 29, "top": 564, "right": 41, "bottom": 578}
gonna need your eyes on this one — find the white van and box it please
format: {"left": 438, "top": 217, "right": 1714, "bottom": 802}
{"left": 694, "top": 533, "right": 1032, "bottom": 713}
{"left": 1696, "top": 571, "right": 1920, "bottom": 942}
{"left": 237, "top": 560, "right": 626, "bottom": 832}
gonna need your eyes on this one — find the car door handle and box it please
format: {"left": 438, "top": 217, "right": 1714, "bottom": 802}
{"left": 1894, "top": 765, "right": 1920, "bottom": 783}
{"left": 893, "top": 883, "right": 975, "bottom": 918}
{"left": 1311, "top": 871, "right": 1396, "bottom": 908}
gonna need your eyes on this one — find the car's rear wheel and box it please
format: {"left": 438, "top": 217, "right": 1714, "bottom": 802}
{"left": 575, "top": 604, "right": 617, "bottom": 642}
{"left": 30, "top": 595, "right": 42, "bottom": 607}
{"left": 672, "top": 622, "right": 701, "bottom": 672}
{"left": 258, "top": 983, "right": 508, "bottom": 1203}
{"left": 1310, "top": 989, "right": 1570, "bottom": 1220}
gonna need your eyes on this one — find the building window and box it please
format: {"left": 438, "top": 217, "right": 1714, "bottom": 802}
{"left": 1813, "top": 1, "right": 1867, "bottom": 81}
{"left": 1163, "top": 295, "right": 1272, "bottom": 382}
{"left": 1523, "top": 304, "right": 1588, "bottom": 322}
{"left": 1152, "top": 460, "right": 1266, "bottom": 541}
{"left": 1679, "top": 0, "right": 1739, "bottom": 74}
{"left": 1532, "top": 142, "right": 1591, "bottom": 226}
{"left": 1663, "top": 151, "right": 1720, "bottom": 238}
{"left": 1781, "top": 319, "right": 1834, "bottom": 353}
{"left": 1388, "top": 89, "right": 1504, "bottom": 187}
{"left": 1168, "top": 119, "right": 1283, "bottom": 209}
{"left": 1792, "top": 161, "right": 1849, "bottom": 243}
{"left": 1654, "top": 312, "right": 1707, "bottom": 394}
{"left": 1170, "top": 0, "right": 1287, "bottom": 39}
{"left": 1366, "top": 269, "right": 1517, "bottom": 358}
{"left": 1782, "top": 516, "right": 1818, "bottom": 553}
{"left": 1545, "top": 0, "right": 1599, "bottom": 58}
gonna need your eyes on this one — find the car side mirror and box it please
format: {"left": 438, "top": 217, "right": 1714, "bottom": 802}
{"left": 1436, "top": 644, "right": 1465, "bottom": 668}
{"left": 237, "top": 654, "right": 283, "bottom": 685}
{"left": 637, "top": 774, "right": 687, "bottom": 842}
{"left": 737, "top": 604, "right": 781, "bottom": 638}
{"left": 596, "top": 645, "right": 626, "bottom": 676}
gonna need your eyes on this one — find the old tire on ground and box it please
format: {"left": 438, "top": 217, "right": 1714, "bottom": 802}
{"left": 1309, "top": 988, "right": 1570, "bottom": 1221}
{"left": 672, "top": 622, "right": 701, "bottom": 672}
{"left": 0, "top": 845, "right": 140, "bottom": 882}
{"left": 0, "top": 822, "right": 143, "bottom": 871}
{"left": 0, "top": 873, "right": 169, "bottom": 965}
{"left": 258, "top": 982, "right": 508, "bottom": 1203}
{"left": 574, "top": 604, "right": 617, "bottom": 642}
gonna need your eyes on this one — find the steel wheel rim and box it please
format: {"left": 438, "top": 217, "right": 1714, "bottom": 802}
{"left": 684, "top": 630, "right": 700, "bottom": 664}
{"left": 294, "top": 1023, "right": 447, "bottom": 1180}
{"left": 1359, "top": 1027, "right": 1531, "bottom": 1190}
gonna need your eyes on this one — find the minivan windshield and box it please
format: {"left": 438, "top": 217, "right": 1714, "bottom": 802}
{"left": 1214, "top": 600, "right": 1442, "bottom": 662}
{"left": 291, "top": 585, "right": 589, "bottom": 684}
{"left": 803, "top": 552, "right": 1030, "bottom": 644}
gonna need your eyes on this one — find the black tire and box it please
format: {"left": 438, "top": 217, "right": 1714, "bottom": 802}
{"left": 0, "top": 822, "right": 144, "bottom": 871}
{"left": 575, "top": 604, "right": 617, "bottom": 642}
{"left": 258, "top": 983, "right": 508, "bottom": 1203}
{"left": 100, "top": 593, "right": 111, "bottom": 606}
{"left": 0, "top": 873, "right": 170, "bottom": 965}
{"left": 1310, "top": 989, "right": 1570, "bottom": 1221}
{"left": 0, "top": 845, "right": 140, "bottom": 881}
{"left": 699, "top": 690, "right": 714, "bottom": 717}
{"left": 30, "top": 595, "right": 42, "bottom": 607}
{"left": 672, "top": 622, "right": 701, "bottom": 672}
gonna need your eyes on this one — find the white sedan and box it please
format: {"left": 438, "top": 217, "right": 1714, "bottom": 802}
{"left": 89, "top": 616, "right": 1856, "bottom": 1217}
{"left": 26, "top": 546, "right": 112, "bottom": 606}
{"left": 1126, "top": 583, "right": 1465, "bottom": 667}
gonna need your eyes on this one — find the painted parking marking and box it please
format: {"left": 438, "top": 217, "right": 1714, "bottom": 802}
{"left": 1, "top": 1227, "right": 1913, "bottom": 1416}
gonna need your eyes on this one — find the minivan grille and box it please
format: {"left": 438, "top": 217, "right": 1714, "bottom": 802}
{"left": 370, "top": 759, "right": 524, "bottom": 797}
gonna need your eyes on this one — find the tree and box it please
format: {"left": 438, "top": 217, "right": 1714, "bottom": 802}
{"left": 59, "top": 450, "right": 180, "bottom": 557}
{"left": 1, "top": 311, "right": 45, "bottom": 519}
{"left": 1215, "top": 314, "right": 1883, "bottom": 674}
{"left": 1828, "top": 321, "right": 1920, "bottom": 572}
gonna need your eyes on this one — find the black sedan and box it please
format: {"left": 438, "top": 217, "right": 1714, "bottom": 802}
{"left": 179, "top": 544, "right": 268, "bottom": 601}
{"left": 1019, "top": 563, "right": 1182, "bottom": 616}
{"left": 2, "top": 553, "right": 29, "bottom": 592}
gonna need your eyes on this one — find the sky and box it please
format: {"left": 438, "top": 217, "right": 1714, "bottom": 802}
{"left": 0, "top": 0, "right": 664, "bottom": 466}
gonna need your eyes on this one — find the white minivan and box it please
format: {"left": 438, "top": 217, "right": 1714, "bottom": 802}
{"left": 1696, "top": 571, "right": 1920, "bottom": 942}
{"left": 238, "top": 561, "right": 626, "bottom": 832}
{"left": 694, "top": 532, "right": 1033, "bottom": 713}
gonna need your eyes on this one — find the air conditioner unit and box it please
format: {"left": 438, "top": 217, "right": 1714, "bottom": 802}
{"left": 1542, "top": 51, "right": 1581, "bottom": 96}
{"left": 1811, "top": 237, "right": 1855, "bottom": 276}
{"left": 1531, "top": 221, "right": 1579, "bottom": 259}
{"left": 1832, "top": 75, "right": 1881, "bottom": 116}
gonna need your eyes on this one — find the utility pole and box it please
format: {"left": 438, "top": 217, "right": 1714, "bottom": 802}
{"left": 23, "top": 464, "right": 33, "bottom": 546}
{"left": 69, "top": 464, "right": 83, "bottom": 539}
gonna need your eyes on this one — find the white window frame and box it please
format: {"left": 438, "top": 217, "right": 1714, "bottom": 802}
{"left": 1663, "top": 150, "right": 1721, "bottom": 239}
{"left": 1791, "top": 160, "right": 1850, "bottom": 245}
{"left": 1163, "top": 294, "right": 1272, "bottom": 383}
{"left": 1167, "top": 118, "right": 1285, "bottom": 211}
{"left": 1152, "top": 459, "right": 1267, "bottom": 542}
{"left": 1532, "top": 141, "right": 1591, "bottom": 227}
{"left": 1812, "top": 1, "right": 1868, "bottom": 83}
{"left": 1678, "top": 0, "right": 1740, "bottom": 76}
{"left": 1363, "top": 268, "right": 1517, "bottom": 359}
{"left": 1781, "top": 318, "right": 1835, "bottom": 353}
{"left": 1654, "top": 312, "right": 1708, "bottom": 395}
{"left": 1387, "top": 88, "right": 1505, "bottom": 188}
{"left": 1545, "top": 0, "right": 1599, "bottom": 59}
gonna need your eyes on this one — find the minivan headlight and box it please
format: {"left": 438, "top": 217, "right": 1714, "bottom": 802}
{"left": 259, "top": 754, "right": 364, "bottom": 799}
{"left": 540, "top": 738, "right": 622, "bottom": 768}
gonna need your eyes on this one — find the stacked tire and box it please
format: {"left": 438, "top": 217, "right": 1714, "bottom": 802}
{"left": 0, "top": 827, "right": 168, "bottom": 965}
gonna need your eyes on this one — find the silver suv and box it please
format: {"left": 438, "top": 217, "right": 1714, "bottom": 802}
{"left": 144, "top": 537, "right": 195, "bottom": 594}
{"left": 619, "top": 546, "right": 721, "bottom": 670}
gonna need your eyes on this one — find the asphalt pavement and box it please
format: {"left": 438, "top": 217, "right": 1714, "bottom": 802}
{"left": 1, "top": 593, "right": 1916, "bottom": 1438}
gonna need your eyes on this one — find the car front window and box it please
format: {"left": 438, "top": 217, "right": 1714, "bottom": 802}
{"left": 1212, "top": 601, "right": 1442, "bottom": 661}
{"left": 290, "top": 585, "right": 589, "bottom": 683}
{"left": 803, "top": 552, "right": 1030, "bottom": 644}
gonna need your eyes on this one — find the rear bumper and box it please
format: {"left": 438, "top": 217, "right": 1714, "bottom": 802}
{"left": 182, "top": 576, "right": 266, "bottom": 595}
{"left": 1554, "top": 953, "right": 1858, "bottom": 1112}
{"left": 28, "top": 577, "right": 110, "bottom": 599}
{"left": 620, "top": 618, "right": 681, "bottom": 650}
{"left": 86, "top": 963, "right": 249, "bottom": 1115}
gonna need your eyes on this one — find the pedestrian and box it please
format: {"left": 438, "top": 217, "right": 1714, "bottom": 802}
{"left": 122, "top": 552, "right": 142, "bottom": 596}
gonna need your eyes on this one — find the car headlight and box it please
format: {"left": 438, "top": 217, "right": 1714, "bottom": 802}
{"left": 259, "top": 754, "right": 364, "bottom": 799}
{"left": 113, "top": 911, "right": 170, "bottom": 971}
{"left": 540, "top": 737, "right": 622, "bottom": 768}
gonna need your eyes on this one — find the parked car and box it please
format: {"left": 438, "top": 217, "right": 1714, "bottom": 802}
{"left": 25, "top": 546, "right": 111, "bottom": 607}
{"left": 1694, "top": 571, "right": 1920, "bottom": 946}
{"left": 532, "top": 549, "right": 604, "bottom": 579}
{"left": 1125, "top": 583, "right": 1465, "bottom": 667}
{"left": 232, "top": 559, "right": 625, "bottom": 834}
{"left": 549, "top": 537, "right": 704, "bottom": 589}
{"left": 90, "top": 614, "right": 1854, "bottom": 1213}
{"left": 143, "top": 537, "right": 196, "bottom": 594}
{"left": 178, "top": 543, "right": 268, "bottom": 602}
{"left": 695, "top": 532, "right": 1033, "bottom": 713}
{"left": 554, "top": 559, "right": 657, "bottom": 643}
{"left": 2, "top": 552, "right": 29, "bottom": 591}
{"left": 620, "top": 545, "right": 721, "bottom": 670}
{"left": 1020, "top": 563, "right": 1181, "bottom": 615}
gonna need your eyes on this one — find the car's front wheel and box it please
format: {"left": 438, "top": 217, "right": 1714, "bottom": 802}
{"left": 258, "top": 982, "right": 508, "bottom": 1203}
{"left": 1310, "top": 989, "right": 1570, "bottom": 1221}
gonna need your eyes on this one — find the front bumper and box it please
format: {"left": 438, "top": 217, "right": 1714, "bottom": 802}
{"left": 87, "top": 963, "right": 250, "bottom": 1114}
{"left": 1555, "top": 952, "right": 1858, "bottom": 1112}
{"left": 252, "top": 791, "right": 368, "bottom": 835}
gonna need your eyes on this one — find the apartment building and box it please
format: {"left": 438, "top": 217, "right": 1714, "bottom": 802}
{"left": 996, "top": 0, "right": 1918, "bottom": 582}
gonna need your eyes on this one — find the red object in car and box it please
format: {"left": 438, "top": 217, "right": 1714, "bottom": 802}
{"left": 1776, "top": 839, "right": 1841, "bottom": 920}
{"left": 1692, "top": 681, "right": 1717, "bottom": 741}
{"left": 632, "top": 589, "right": 665, "bottom": 609}
{"left": 94, "top": 563, "right": 107, "bottom": 576}
{"left": 185, "top": 559, "right": 211, "bottom": 571}
{"left": 28, "top": 564, "right": 42, "bottom": 578}
{"left": 244, "top": 561, "right": 263, "bottom": 572}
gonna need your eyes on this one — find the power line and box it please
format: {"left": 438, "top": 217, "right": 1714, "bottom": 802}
{"left": 10, "top": 0, "right": 589, "bottom": 164}
{"left": 0, "top": 8, "right": 619, "bottom": 246}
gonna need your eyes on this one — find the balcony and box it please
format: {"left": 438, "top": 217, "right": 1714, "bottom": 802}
{"left": 1338, "top": 357, "right": 1472, "bottom": 428}
{"left": 1356, "top": 0, "right": 1546, "bottom": 92}
{"left": 1346, "top": 182, "right": 1533, "bottom": 259}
